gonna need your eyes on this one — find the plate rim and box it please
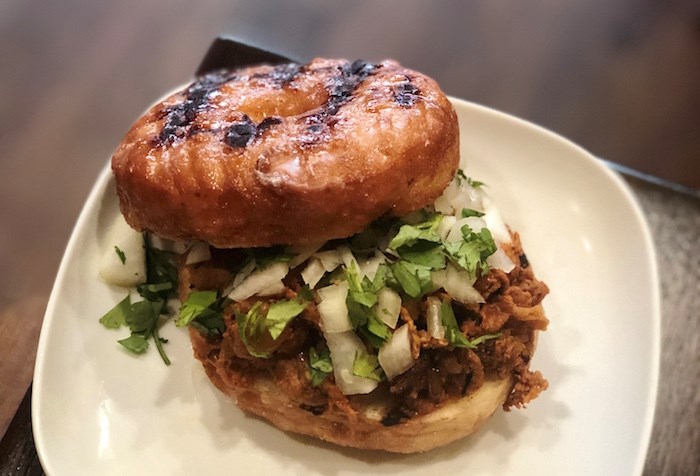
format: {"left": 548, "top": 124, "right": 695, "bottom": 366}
{"left": 31, "top": 97, "right": 661, "bottom": 475}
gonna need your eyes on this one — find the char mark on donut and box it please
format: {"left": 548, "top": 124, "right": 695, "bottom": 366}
{"left": 393, "top": 76, "right": 421, "bottom": 107}
{"left": 224, "top": 115, "right": 283, "bottom": 148}
{"left": 157, "top": 70, "right": 238, "bottom": 146}
{"left": 252, "top": 63, "right": 301, "bottom": 87}
{"left": 300, "top": 59, "right": 380, "bottom": 144}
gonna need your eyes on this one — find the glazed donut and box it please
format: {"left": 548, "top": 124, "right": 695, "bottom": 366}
{"left": 112, "top": 58, "right": 459, "bottom": 248}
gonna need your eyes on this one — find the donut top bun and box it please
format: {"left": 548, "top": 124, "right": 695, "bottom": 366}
{"left": 112, "top": 58, "right": 459, "bottom": 248}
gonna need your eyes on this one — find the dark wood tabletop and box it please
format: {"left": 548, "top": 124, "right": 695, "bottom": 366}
{"left": 1, "top": 1, "right": 699, "bottom": 474}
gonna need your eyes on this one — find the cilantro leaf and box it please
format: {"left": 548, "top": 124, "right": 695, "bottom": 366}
{"left": 444, "top": 225, "right": 497, "bottom": 278}
{"left": 99, "top": 294, "right": 130, "bottom": 329}
{"left": 144, "top": 238, "right": 178, "bottom": 289}
{"left": 118, "top": 334, "right": 149, "bottom": 353}
{"left": 398, "top": 242, "right": 446, "bottom": 269}
{"left": 235, "top": 302, "right": 271, "bottom": 358}
{"left": 388, "top": 214, "right": 442, "bottom": 250}
{"left": 114, "top": 246, "right": 126, "bottom": 264}
{"left": 390, "top": 261, "right": 433, "bottom": 298}
{"left": 309, "top": 346, "right": 333, "bottom": 386}
{"left": 352, "top": 351, "right": 384, "bottom": 381}
{"left": 439, "top": 300, "right": 500, "bottom": 348}
{"left": 461, "top": 208, "right": 485, "bottom": 218}
{"left": 361, "top": 312, "right": 391, "bottom": 348}
{"left": 246, "top": 246, "right": 294, "bottom": 267}
{"left": 469, "top": 333, "right": 502, "bottom": 346}
{"left": 177, "top": 290, "right": 218, "bottom": 327}
{"left": 440, "top": 300, "right": 472, "bottom": 347}
{"left": 266, "top": 298, "right": 308, "bottom": 339}
{"left": 190, "top": 309, "right": 226, "bottom": 337}
{"left": 125, "top": 300, "right": 158, "bottom": 334}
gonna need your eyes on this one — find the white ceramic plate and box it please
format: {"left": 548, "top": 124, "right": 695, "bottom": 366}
{"left": 32, "top": 98, "right": 660, "bottom": 475}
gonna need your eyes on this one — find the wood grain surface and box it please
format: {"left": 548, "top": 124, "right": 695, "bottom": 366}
{"left": 1, "top": 1, "right": 699, "bottom": 474}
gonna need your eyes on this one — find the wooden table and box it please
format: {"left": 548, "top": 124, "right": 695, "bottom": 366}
{"left": 1, "top": 1, "right": 699, "bottom": 474}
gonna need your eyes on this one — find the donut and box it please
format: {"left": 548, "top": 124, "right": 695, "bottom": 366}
{"left": 112, "top": 58, "right": 459, "bottom": 248}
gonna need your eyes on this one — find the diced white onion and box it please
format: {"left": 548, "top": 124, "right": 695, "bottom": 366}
{"left": 232, "top": 259, "right": 257, "bottom": 289}
{"left": 315, "top": 250, "right": 343, "bottom": 272}
{"left": 185, "top": 241, "right": 211, "bottom": 265}
{"left": 301, "top": 257, "right": 326, "bottom": 288}
{"left": 324, "top": 331, "right": 379, "bottom": 395}
{"left": 437, "top": 215, "right": 457, "bottom": 240}
{"left": 434, "top": 180, "right": 460, "bottom": 215}
{"left": 317, "top": 282, "right": 352, "bottom": 333}
{"left": 446, "top": 216, "right": 487, "bottom": 243}
{"left": 288, "top": 242, "right": 325, "bottom": 268}
{"left": 425, "top": 296, "right": 445, "bottom": 339}
{"left": 337, "top": 245, "right": 358, "bottom": 271}
{"left": 487, "top": 246, "right": 516, "bottom": 273}
{"left": 227, "top": 262, "right": 288, "bottom": 302}
{"left": 99, "top": 216, "right": 146, "bottom": 287}
{"left": 434, "top": 179, "right": 485, "bottom": 216}
{"left": 482, "top": 195, "right": 511, "bottom": 244}
{"left": 434, "top": 264, "right": 484, "bottom": 304}
{"left": 358, "top": 252, "right": 386, "bottom": 281}
{"left": 378, "top": 325, "right": 415, "bottom": 380}
{"left": 255, "top": 280, "right": 286, "bottom": 297}
{"left": 376, "top": 288, "right": 401, "bottom": 328}
{"left": 149, "top": 234, "right": 189, "bottom": 254}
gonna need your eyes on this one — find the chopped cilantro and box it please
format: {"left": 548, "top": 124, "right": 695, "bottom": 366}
{"left": 235, "top": 302, "right": 270, "bottom": 358}
{"left": 246, "top": 246, "right": 294, "bottom": 267}
{"left": 390, "top": 261, "right": 433, "bottom": 298}
{"left": 440, "top": 299, "right": 472, "bottom": 347}
{"left": 444, "top": 225, "right": 497, "bottom": 278}
{"left": 118, "top": 334, "right": 149, "bottom": 353}
{"left": 352, "top": 351, "right": 384, "bottom": 381}
{"left": 440, "top": 300, "right": 501, "bottom": 349}
{"left": 234, "top": 294, "right": 310, "bottom": 357}
{"left": 398, "top": 242, "right": 446, "bottom": 269}
{"left": 308, "top": 346, "right": 333, "bottom": 386}
{"left": 189, "top": 309, "right": 226, "bottom": 337}
{"left": 99, "top": 294, "right": 130, "bottom": 329}
{"left": 265, "top": 298, "right": 308, "bottom": 339}
{"left": 114, "top": 246, "right": 126, "bottom": 264}
{"left": 177, "top": 290, "right": 218, "bottom": 327}
{"left": 455, "top": 169, "right": 486, "bottom": 189}
{"left": 388, "top": 214, "right": 442, "bottom": 250}
{"left": 361, "top": 312, "right": 392, "bottom": 348}
{"left": 461, "top": 208, "right": 485, "bottom": 218}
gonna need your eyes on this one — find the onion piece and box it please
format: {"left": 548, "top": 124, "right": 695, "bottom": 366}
{"left": 301, "top": 257, "right": 326, "bottom": 289}
{"left": 324, "top": 331, "right": 379, "bottom": 395}
{"left": 185, "top": 241, "right": 211, "bottom": 265}
{"left": 437, "top": 215, "right": 457, "bottom": 240}
{"left": 149, "top": 234, "right": 189, "bottom": 254}
{"left": 358, "top": 252, "right": 386, "bottom": 281}
{"left": 434, "top": 180, "right": 460, "bottom": 214}
{"left": 316, "top": 282, "right": 352, "bottom": 333}
{"left": 288, "top": 242, "right": 325, "bottom": 268}
{"left": 482, "top": 195, "right": 511, "bottom": 244}
{"left": 232, "top": 259, "right": 257, "bottom": 289}
{"left": 99, "top": 216, "right": 146, "bottom": 287}
{"left": 486, "top": 246, "right": 515, "bottom": 273}
{"left": 227, "top": 262, "right": 288, "bottom": 302}
{"left": 378, "top": 325, "right": 415, "bottom": 380}
{"left": 425, "top": 296, "right": 445, "bottom": 339}
{"left": 315, "top": 250, "right": 343, "bottom": 272}
{"left": 376, "top": 288, "right": 401, "bottom": 328}
{"left": 256, "top": 280, "right": 286, "bottom": 297}
{"left": 337, "top": 245, "right": 358, "bottom": 271}
{"left": 440, "top": 263, "right": 485, "bottom": 304}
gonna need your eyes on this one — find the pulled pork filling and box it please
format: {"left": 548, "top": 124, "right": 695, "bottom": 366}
{"left": 181, "top": 232, "right": 548, "bottom": 426}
